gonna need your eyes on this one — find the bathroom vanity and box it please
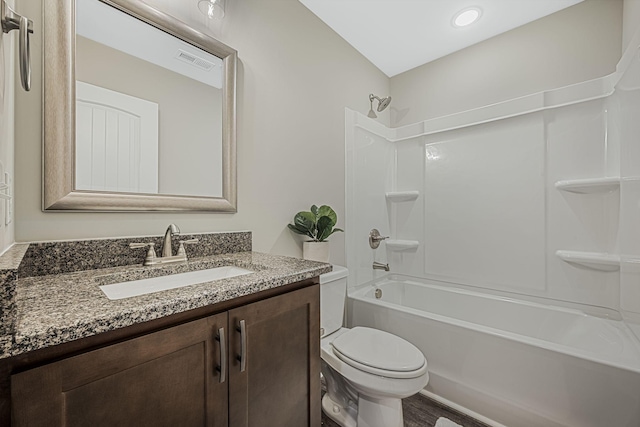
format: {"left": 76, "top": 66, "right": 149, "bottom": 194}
{"left": 2, "top": 0, "right": 327, "bottom": 423}
{"left": 0, "top": 233, "right": 330, "bottom": 426}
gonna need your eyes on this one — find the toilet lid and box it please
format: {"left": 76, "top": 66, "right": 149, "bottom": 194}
{"left": 331, "top": 327, "right": 425, "bottom": 374}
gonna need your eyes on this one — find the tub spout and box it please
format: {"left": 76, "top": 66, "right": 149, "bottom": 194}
{"left": 373, "top": 262, "right": 389, "bottom": 271}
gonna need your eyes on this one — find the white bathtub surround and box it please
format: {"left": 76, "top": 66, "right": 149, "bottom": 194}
{"left": 348, "top": 277, "right": 640, "bottom": 427}
{"left": 346, "top": 30, "right": 640, "bottom": 317}
{"left": 346, "top": 99, "right": 623, "bottom": 314}
{"left": 345, "top": 27, "right": 640, "bottom": 427}
{"left": 385, "top": 191, "right": 419, "bottom": 202}
{"left": 554, "top": 250, "right": 620, "bottom": 272}
{"left": 384, "top": 240, "right": 419, "bottom": 252}
{"left": 554, "top": 177, "right": 621, "bottom": 193}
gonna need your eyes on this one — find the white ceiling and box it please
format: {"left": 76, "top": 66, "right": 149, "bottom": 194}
{"left": 299, "top": 0, "right": 584, "bottom": 77}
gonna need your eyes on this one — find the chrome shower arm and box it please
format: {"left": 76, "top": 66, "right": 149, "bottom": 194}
{"left": 368, "top": 93, "right": 392, "bottom": 114}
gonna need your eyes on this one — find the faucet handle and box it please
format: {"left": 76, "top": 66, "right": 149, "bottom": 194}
{"left": 369, "top": 229, "right": 389, "bottom": 249}
{"left": 130, "top": 242, "right": 157, "bottom": 263}
{"left": 177, "top": 238, "right": 199, "bottom": 257}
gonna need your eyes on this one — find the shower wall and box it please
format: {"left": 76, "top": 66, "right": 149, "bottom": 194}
{"left": 346, "top": 36, "right": 640, "bottom": 328}
{"left": 345, "top": 117, "right": 394, "bottom": 286}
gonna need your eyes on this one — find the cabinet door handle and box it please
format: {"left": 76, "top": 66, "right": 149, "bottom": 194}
{"left": 236, "top": 320, "right": 246, "bottom": 372}
{"left": 215, "top": 327, "right": 226, "bottom": 383}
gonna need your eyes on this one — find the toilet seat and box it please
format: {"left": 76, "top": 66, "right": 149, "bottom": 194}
{"left": 321, "top": 328, "right": 430, "bottom": 407}
{"left": 331, "top": 327, "right": 426, "bottom": 379}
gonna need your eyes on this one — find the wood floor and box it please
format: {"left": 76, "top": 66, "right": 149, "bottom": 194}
{"left": 321, "top": 393, "right": 490, "bottom": 427}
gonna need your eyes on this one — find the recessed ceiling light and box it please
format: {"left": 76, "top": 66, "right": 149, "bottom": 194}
{"left": 452, "top": 7, "right": 482, "bottom": 28}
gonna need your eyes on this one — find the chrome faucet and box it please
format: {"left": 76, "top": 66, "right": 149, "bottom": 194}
{"left": 162, "top": 223, "right": 180, "bottom": 257}
{"left": 373, "top": 261, "right": 389, "bottom": 271}
{"left": 130, "top": 224, "right": 199, "bottom": 266}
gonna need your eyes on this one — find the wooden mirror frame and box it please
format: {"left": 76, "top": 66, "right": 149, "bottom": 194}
{"left": 43, "top": 0, "right": 237, "bottom": 212}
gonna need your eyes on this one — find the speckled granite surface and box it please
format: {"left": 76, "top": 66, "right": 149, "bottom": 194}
{"left": 2, "top": 251, "right": 330, "bottom": 359}
{"left": 0, "top": 244, "right": 29, "bottom": 336}
{"left": 0, "top": 232, "right": 331, "bottom": 359}
{"left": 18, "top": 232, "right": 252, "bottom": 278}
{"left": 0, "top": 244, "right": 29, "bottom": 271}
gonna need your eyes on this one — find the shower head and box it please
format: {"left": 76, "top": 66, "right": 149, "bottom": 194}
{"left": 376, "top": 95, "right": 392, "bottom": 112}
{"left": 368, "top": 93, "right": 392, "bottom": 118}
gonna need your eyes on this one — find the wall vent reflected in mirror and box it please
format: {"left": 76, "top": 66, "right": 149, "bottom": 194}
{"left": 175, "top": 49, "right": 216, "bottom": 71}
{"left": 75, "top": 0, "right": 223, "bottom": 199}
{"left": 43, "top": 0, "right": 237, "bottom": 212}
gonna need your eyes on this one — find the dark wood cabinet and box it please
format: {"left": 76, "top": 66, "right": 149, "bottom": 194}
{"left": 9, "top": 284, "right": 319, "bottom": 427}
{"left": 228, "top": 284, "right": 320, "bottom": 427}
{"left": 11, "top": 313, "right": 229, "bottom": 427}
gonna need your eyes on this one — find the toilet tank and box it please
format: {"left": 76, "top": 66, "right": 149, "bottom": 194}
{"left": 320, "top": 265, "right": 348, "bottom": 338}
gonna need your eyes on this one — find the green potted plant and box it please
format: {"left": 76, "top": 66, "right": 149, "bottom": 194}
{"left": 288, "top": 205, "right": 343, "bottom": 262}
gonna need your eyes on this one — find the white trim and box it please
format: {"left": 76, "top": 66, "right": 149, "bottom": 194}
{"left": 385, "top": 75, "right": 616, "bottom": 142}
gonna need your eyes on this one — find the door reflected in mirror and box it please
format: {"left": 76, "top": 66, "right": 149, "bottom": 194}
{"left": 43, "top": 0, "right": 236, "bottom": 211}
{"left": 75, "top": 0, "right": 223, "bottom": 198}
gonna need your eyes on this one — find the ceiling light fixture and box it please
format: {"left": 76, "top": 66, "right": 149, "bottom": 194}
{"left": 198, "top": 0, "right": 225, "bottom": 20}
{"left": 452, "top": 7, "right": 481, "bottom": 28}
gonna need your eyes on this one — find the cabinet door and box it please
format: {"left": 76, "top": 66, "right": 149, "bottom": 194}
{"left": 228, "top": 285, "right": 320, "bottom": 427}
{"left": 12, "top": 313, "right": 229, "bottom": 427}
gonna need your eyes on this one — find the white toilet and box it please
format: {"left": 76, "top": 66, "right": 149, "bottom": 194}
{"left": 320, "top": 266, "right": 429, "bottom": 427}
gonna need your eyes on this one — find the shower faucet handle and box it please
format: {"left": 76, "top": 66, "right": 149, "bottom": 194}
{"left": 369, "top": 229, "right": 389, "bottom": 249}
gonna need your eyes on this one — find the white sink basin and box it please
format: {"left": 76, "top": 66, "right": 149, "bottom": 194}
{"left": 99, "top": 266, "right": 253, "bottom": 300}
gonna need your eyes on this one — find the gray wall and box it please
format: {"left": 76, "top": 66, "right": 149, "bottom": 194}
{"left": 14, "top": 0, "right": 629, "bottom": 264}
{"left": 390, "top": 0, "right": 623, "bottom": 126}
{"left": 76, "top": 36, "right": 222, "bottom": 197}
{"left": 0, "top": 0, "right": 15, "bottom": 254}
{"left": 14, "top": 0, "right": 390, "bottom": 265}
{"left": 624, "top": 0, "right": 640, "bottom": 49}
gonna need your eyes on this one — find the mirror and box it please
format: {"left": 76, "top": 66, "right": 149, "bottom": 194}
{"left": 43, "top": 0, "right": 237, "bottom": 211}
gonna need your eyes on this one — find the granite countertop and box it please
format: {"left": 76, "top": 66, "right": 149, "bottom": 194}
{"left": 1, "top": 251, "right": 331, "bottom": 359}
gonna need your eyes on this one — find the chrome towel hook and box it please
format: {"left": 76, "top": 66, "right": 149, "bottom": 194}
{"left": 1, "top": 0, "right": 33, "bottom": 91}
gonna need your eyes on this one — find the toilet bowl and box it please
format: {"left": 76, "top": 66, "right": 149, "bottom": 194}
{"left": 320, "top": 266, "right": 429, "bottom": 427}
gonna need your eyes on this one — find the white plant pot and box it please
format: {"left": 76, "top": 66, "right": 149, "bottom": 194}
{"left": 303, "top": 241, "right": 330, "bottom": 263}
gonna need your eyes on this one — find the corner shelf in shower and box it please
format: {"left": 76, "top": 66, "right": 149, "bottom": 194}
{"left": 555, "top": 250, "right": 620, "bottom": 272}
{"left": 554, "top": 177, "right": 620, "bottom": 194}
{"left": 386, "top": 240, "right": 420, "bottom": 251}
{"left": 385, "top": 191, "right": 419, "bottom": 202}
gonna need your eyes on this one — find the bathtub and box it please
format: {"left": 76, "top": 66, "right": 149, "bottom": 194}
{"left": 347, "top": 275, "right": 640, "bottom": 427}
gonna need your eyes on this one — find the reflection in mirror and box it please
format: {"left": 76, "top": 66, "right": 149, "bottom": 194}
{"left": 76, "top": 0, "right": 223, "bottom": 198}
{"left": 42, "top": 0, "right": 236, "bottom": 212}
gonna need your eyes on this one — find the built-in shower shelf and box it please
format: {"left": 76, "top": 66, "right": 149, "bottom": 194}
{"left": 385, "top": 191, "right": 419, "bottom": 202}
{"left": 386, "top": 240, "right": 419, "bottom": 251}
{"left": 555, "top": 250, "right": 620, "bottom": 272}
{"left": 554, "top": 177, "right": 620, "bottom": 194}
